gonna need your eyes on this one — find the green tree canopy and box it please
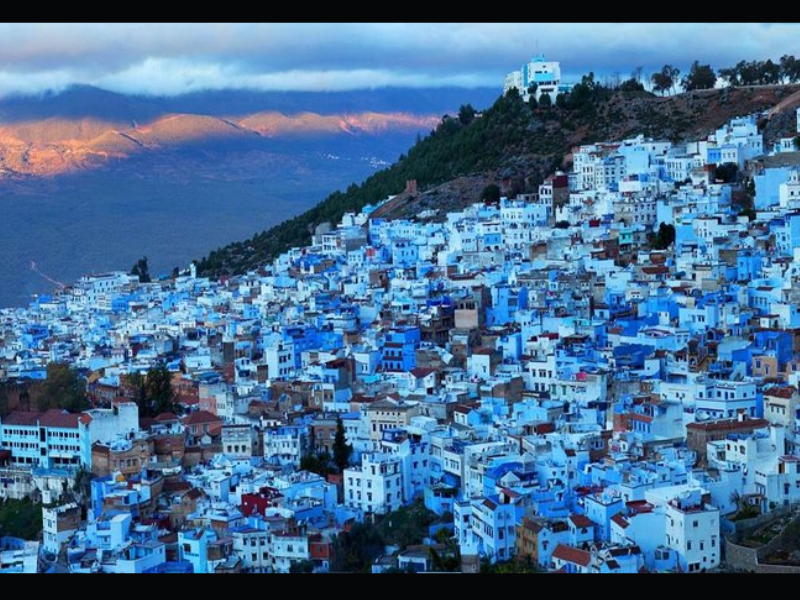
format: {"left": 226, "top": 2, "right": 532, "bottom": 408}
{"left": 682, "top": 61, "right": 716, "bottom": 91}
{"left": 145, "top": 363, "right": 175, "bottom": 416}
{"left": 0, "top": 498, "right": 43, "bottom": 540}
{"left": 458, "top": 104, "right": 477, "bottom": 126}
{"left": 131, "top": 256, "right": 151, "bottom": 283}
{"left": 301, "top": 450, "right": 334, "bottom": 477}
{"left": 619, "top": 78, "right": 645, "bottom": 92}
{"left": 332, "top": 522, "right": 384, "bottom": 572}
{"left": 538, "top": 92, "right": 552, "bottom": 108}
{"left": 650, "top": 65, "right": 680, "bottom": 95}
{"left": 35, "top": 363, "right": 88, "bottom": 412}
{"left": 651, "top": 223, "right": 676, "bottom": 250}
{"left": 333, "top": 418, "right": 353, "bottom": 472}
{"left": 481, "top": 184, "right": 501, "bottom": 204}
{"left": 715, "top": 162, "right": 739, "bottom": 184}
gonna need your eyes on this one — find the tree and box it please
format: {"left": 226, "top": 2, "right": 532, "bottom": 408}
{"left": 631, "top": 66, "right": 644, "bottom": 84}
{"left": 0, "top": 383, "right": 8, "bottom": 417}
{"left": 717, "top": 66, "right": 739, "bottom": 87}
{"left": 333, "top": 418, "right": 352, "bottom": 472}
{"left": 300, "top": 450, "right": 333, "bottom": 477}
{"left": 376, "top": 501, "right": 437, "bottom": 548}
{"left": 739, "top": 207, "right": 757, "bottom": 222}
{"left": 570, "top": 72, "right": 599, "bottom": 106}
{"left": 651, "top": 223, "right": 676, "bottom": 250}
{"left": 682, "top": 61, "right": 716, "bottom": 91}
{"left": 714, "top": 163, "right": 739, "bottom": 184}
{"left": 526, "top": 83, "right": 538, "bottom": 97}
{"left": 289, "top": 559, "right": 316, "bottom": 573}
{"left": 145, "top": 363, "right": 175, "bottom": 416}
{"left": 131, "top": 256, "right": 151, "bottom": 283}
{"left": 538, "top": 92, "right": 552, "bottom": 108}
{"left": 125, "top": 371, "right": 148, "bottom": 415}
{"left": 762, "top": 59, "right": 781, "bottom": 85}
{"left": 619, "top": 78, "right": 645, "bottom": 92}
{"left": 458, "top": 104, "right": 476, "bottom": 126}
{"left": 35, "top": 363, "right": 88, "bottom": 412}
{"left": 332, "top": 522, "right": 383, "bottom": 572}
{"left": 555, "top": 93, "right": 568, "bottom": 108}
{"left": 0, "top": 498, "right": 44, "bottom": 540}
{"left": 480, "top": 184, "right": 501, "bottom": 205}
{"left": 650, "top": 64, "right": 680, "bottom": 95}
{"left": 780, "top": 54, "right": 800, "bottom": 83}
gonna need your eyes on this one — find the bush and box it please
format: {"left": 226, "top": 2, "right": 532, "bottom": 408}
{"left": 0, "top": 498, "right": 43, "bottom": 540}
{"left": 481, "top": 184, "right": 501, "bottom": 204}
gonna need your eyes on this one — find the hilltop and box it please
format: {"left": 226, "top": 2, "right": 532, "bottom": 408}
{"left": 196, "top": 83, "right": 800, "bottom": 277}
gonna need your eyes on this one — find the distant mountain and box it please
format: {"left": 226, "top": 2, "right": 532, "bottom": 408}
{"left": 0, "top": 85, "right": 497, "bottom": 180}
{"left": 197, "top": 84, "right": 800, "bottom": 277}
{"left": 0, "top": 84, "right": 498, "bottom": 122}
{"left": 0, "top": 110, "right": 442, "bottom": 179}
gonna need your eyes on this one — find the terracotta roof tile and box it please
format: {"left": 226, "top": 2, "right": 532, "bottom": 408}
{"left": 552, "top": 544, "right": 591, "bottom": 567}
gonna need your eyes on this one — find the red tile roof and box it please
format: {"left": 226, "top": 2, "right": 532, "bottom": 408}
{"left": 611, "top": 514, "right": 630, "bottom": 530}
{"left": 3, "top": 409, "right": 82, "bottom": 429}
{"left": 40, "top": 410, "right": 81, "bottom": 429}
{"left": 155, "top": 412, "right": 180, "bottom": 422}
{"left": 686, "top": 418, "right": 768, "bottom": 432}
{"left": 764, "top": 386, "right": 797, "bottom": 399}
{"left": 569, "top": 515, "right": 594, "bottom": 529}
{"left": 608, "top": 545, "right": 641, "bottom": 557}
{"left": 183, "top": 410, "right": 222, "bottom": 425}
{"left": 409, "top": 367, "right": 437, "bottom": 378}
{"left": 482, "top": 498, "right": 498, "bottom": 511}
{"left": 552, "top": 544, "right": 591, "bottom": 567}
{"left": 520, "top": 517, "right": 544, "bottom": 534}
{"left": 2, "top": 411, "right": 42, "bottom": 426}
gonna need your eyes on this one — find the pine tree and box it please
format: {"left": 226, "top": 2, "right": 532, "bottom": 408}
{"left": 333, "top": 418, "right": 352, "bottom": 472}
{"left": 145, "top": 363, "right": 174, "bottom": 416}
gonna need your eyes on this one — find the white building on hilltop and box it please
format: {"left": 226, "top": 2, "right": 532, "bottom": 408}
{"left": 503, "top": 54, "right": 571, "bottom": 103}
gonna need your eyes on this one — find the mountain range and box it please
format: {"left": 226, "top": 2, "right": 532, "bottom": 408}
{"left": 0, "top": 85, "right": 502, "bottom": 180}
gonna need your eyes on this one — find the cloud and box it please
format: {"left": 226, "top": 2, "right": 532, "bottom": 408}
{"left": 0, "top": 23, "right": 798, "bottom": 96}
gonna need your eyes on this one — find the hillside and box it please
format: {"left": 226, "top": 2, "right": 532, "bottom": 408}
{"left": 196, "top": 84, "right": 800, "bottom": 277}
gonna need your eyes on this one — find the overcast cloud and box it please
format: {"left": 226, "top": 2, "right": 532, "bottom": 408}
{"left": 0, "top": 23, "right": 798, "bottom": 96}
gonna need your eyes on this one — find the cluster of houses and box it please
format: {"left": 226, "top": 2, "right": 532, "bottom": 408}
{"left": 1, "top": 106, "right": 800, "bottom": 574}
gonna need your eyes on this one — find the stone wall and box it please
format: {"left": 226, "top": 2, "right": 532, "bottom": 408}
{"left": 727, "top": 503, "right": 797, "bottom": 541}
{"left": 725, "top": 506, "right": 800, "bottom": 573}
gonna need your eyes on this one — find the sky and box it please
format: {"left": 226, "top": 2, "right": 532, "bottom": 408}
{"left": 0, "top": 23, "right": 799, "bottom": 96}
